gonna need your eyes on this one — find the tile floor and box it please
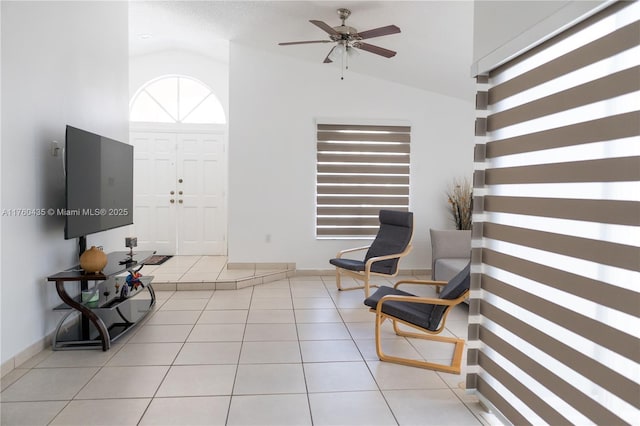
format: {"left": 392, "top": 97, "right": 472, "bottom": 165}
{"left": 1, "top": 269, "right": 499, "bottom": 425}
{"left": 141, "top": 256, "right": 291, "bottom": 288}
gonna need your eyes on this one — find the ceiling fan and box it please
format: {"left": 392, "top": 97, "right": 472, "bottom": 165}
{"left": 278, "top": 8, "right": 400, "bottom": 66}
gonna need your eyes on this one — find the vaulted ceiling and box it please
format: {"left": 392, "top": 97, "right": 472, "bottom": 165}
{"left": 130, "top": 1, "right": 475, "bottom": 100}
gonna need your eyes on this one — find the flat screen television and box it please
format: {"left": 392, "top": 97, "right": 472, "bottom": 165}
{"left": 64, "top": 125, "right": 134, "bottom": 240}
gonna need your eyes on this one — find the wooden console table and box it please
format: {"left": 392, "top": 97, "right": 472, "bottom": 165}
{"left": 47, "top": 250, "right": 156, "bottom": 351}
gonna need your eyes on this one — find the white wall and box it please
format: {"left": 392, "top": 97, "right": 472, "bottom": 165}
{"left": 228, "top": 43, "right": 475, "bottom": 270}
{"left": 129, "top": 49, "right": 229, "bottom": 117}
{"left": 1, "top": 1, "right": 129, "bottom": 364}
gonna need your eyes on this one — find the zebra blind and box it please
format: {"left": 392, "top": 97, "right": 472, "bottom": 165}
{"left": 468, "top": 2, "right": 640, "bottom": 425}
{"left": 316, "top": 123, "right": 410, "bottom": 238}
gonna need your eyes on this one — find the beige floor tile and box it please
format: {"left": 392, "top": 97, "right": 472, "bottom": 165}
{"left": 187, "top": 324, "right": 245, "bottom": 342}
{"left": 0, "top": 369, "right": 29, "bottom": 392}
{"left": 446, "top": 319, "right": 470, "bottom": 339}
{"left": 355, "top": 338, "right": 424, "bottom": 361}
{"left": 14, "top": 350, "right": 54, "bottom": 369}
{"left": 75, "top": 366, "right": 168, "bottom": 399}
{"left": 160, "top": 298, "right": 208, "bottom": 311}
{"left": 139, "top": 396, "right": 230, "bottom": 425}
{"left": 292, "top": 297, "right": 335, "bottom": 309}
{"left": 345, "top": 321, "right": 398, "bottom": 340}
{"left": 250, "top": 297, "right": 293, "bottom": 310}
{"left": 383, "top": 389, "right": 482, "bottom": 425}
{"left": 146, "top": 310, "right": 201, "bottom": 325}
{"left": 174, "top": 342, "right": 242, "bottom": 365}
{"left": 206, "top": 297, "right": 251, "bottom": 310}
{"left": 198, "top": 309, "right": 248, "bottom": 324}
{"left": 178, "top": 273, "right": 219, "bottom": 283}
{"left": 50, "top": 398, "right": 150, "bottom": 425}
{"left": 257, "top": 280, "right": 291, "bottom": 289}
{"left": 296, "top": 322, "right": 351, "bottom": 340}
{"left": 252, "top": 287, "right": 291, "bottom": 298}
{"left": 168, "top": 290, "right": 214, "bottom": 299}
{"left": 239, "top": 341, "right": 302, "bottom": 364}
{"left": 129, "top": 324, "right": 193, "bottom": 343}
{"left": 233, "top": 364, "right": 306, "bottom": 395}
{"left": 339, "top": 308, "right": 375, "bottom": 322}
{"left": 156, "top": 365, "right": 236, "bottom": 397}
{"left": 227, "top": 394, "right": 311, "bottom": 426}
{"left": 34, "top": 350, "right": 114, "bottom": 368}
{"left": 304, "top": 361, "right": 377, "bottom": 393}
{"left": 309, "top": 391, "right": 397, "bottom": 426}
{"left": 366, "top": 360, "right": 448, "bottom": 390}
{"left": 247, "top": 309, "right": 295, "bottom": 323}
{"left": 1, "top": 367, "right": 98, "bottom": 401}
{"left": 300, "top": 340, "right": 363, "bottom": 363}
{"left": 294, "top": 308, "right": 342, "bottom": 323}
{"left": 106, "top": 343, "right": 182, "bottom": 366}
{"left": 243, "top": 323, "right": 298, "bottom": 341}
{"left": 0, "top": 401, "right": 67, "bottom": 425}
{"left": 151, "top": 273, "right": 184, "bottom": 283}
{"left": 290, "top": 287, "right": 330, "bottom": 298}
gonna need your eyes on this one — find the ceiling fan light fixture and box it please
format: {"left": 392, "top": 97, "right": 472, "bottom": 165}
{"left": 328, "top": 42, "right": 345, "bottom": 62}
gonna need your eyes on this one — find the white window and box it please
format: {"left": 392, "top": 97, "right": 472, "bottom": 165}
{"left": 316, "top": 122, "right": 411, "bottom": 238}
{"left": 130, "top": 75, "right": 226, "bottom": 124}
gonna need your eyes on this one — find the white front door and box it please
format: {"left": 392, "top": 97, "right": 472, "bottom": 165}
{"left": 131, "top": 128, "right": 227, "bottom": 255}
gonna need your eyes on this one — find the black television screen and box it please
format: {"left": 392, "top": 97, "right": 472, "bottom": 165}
{"left": 64, "top": 125, "right": 133, "bottom": 239}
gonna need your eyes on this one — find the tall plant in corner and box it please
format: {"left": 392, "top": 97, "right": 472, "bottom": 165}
{"left": 447, "top": 178, "right": 473, "bottom": 230}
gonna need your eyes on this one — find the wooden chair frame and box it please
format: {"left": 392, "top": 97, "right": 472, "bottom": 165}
{"left": 370, "top": 279, "right": 469, "bottom": 373}
{"left": 334, "top": 243, "right": 413, "bottom": 298}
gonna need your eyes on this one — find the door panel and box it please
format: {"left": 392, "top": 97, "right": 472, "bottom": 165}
{"left": 132, "top": 132, "right": 177, "bottom": 254}
{"left": 131, "top": 130, "right": 226, "bottom": 255}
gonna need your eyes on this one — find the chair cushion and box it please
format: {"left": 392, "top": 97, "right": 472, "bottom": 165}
{"left": 365, "top": 210, "right": 413, "bottom": 274}
{"left": 364, "top": 263, "right": 470, "bottom": 332}
{"left": 329, "top": 258, "right": 365, "bottom": 272}
{"left": 364, "top": 286, "right": 435, "bottom": 330}
{"left": 428, "top": 263, "right": 470, "bottom": 328}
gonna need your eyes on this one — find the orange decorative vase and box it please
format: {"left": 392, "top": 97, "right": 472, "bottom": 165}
{"left": 80, "top": 246, "right": 108, "bottom": 273}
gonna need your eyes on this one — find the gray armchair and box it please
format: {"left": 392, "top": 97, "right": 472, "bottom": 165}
{"left": 430, "top": 229, "right": 471, "bottom": 282}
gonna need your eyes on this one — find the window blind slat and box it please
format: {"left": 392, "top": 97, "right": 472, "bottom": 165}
{"left": 317, "top": 217, "right": 380, "bottom": 227}
{"left": 486, "top": 111, "right": 640, "bottom": 157}
{"left": 485, "top": 156, "right": 640, "bottom": 184}
{"left": 317, "top": 196, "right": 408, "bottom": 206}
{"left": 483, "top": 223, "right": 640, "bottom": 271}
{"left": 484, "top": 196, "right": 640, "bottom": 226}
{"left": 317, "top": 153, "right": 410, "bottom": 164}
{"left": 317, "top": 185, "right": 408, "bottom": 196}
{"left": 317, "top": 164, "right": 410, "bottom": 174}
{"left": 317, "top": 124, "right": 410, "bottom": 132}
{"left": 317, "top": 175, "right": 409, "bottom": 185}
{"left": 317, "top": 141, "right": 411, "bottom": 153}
{"left": 317, "top": 206, "right": 409, "bottom": 216}
{"left": 317, "top": 132, "right": 410, "bottom": 142}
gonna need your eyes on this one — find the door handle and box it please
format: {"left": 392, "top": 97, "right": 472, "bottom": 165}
{"left": 170, "top": 199, "right": 175, "bottom": 204}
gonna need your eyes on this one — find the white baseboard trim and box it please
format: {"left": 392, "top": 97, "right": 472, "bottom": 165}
{"left": 1, "top": 333, "right": 52, "bottom": 378}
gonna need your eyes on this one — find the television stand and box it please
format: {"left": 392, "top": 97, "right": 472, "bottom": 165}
{"left": 47, "top": 250, "right": 156, "bottom": 351}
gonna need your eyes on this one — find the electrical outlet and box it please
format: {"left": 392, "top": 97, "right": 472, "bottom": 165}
{"left": 50, "top": 140, "right": 60, "bottom": 157}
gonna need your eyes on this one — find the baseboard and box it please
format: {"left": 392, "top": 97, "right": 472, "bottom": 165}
{"left": 1, "top": 333, "right": 52, "bottom": 378}
{"left": 226, "top": 262, "right": 296, "bottom": 271}
{"left": 294, "top": 268, "right": 430, "bottom": 277}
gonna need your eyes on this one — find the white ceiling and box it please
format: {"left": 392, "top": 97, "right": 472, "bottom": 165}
{"left": 130, "top": 1, "right": 475, "bottom": 100}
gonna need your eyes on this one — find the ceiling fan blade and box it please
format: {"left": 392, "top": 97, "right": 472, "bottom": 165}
{"left": 323, "top": 46, "right": 336, "bottom": 63}
{"left": 354, "top": 42, "right": 397, "bottom": 58}
{"left": 309, "top": 20, "right": 340, "bottom": 36}
{"left": 279, "top": 40, "right": 333, "bottom": 46}
{"left": 357, "top": 25, "right": 401, "bottom": 40}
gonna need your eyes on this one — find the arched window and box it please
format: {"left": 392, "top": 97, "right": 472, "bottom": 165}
{"left": 130, "top": 75, "right": 226, "bottom": 124}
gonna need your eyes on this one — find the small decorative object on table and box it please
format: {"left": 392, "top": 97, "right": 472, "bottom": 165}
{"left": 125, "top": 237, "right": 137, "bottom": 256}
{"left": 79, "top": 246, "right": 108, "bottom": 273}
{"left": 446, "top": 177, "right": 473, "bottom": 230}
